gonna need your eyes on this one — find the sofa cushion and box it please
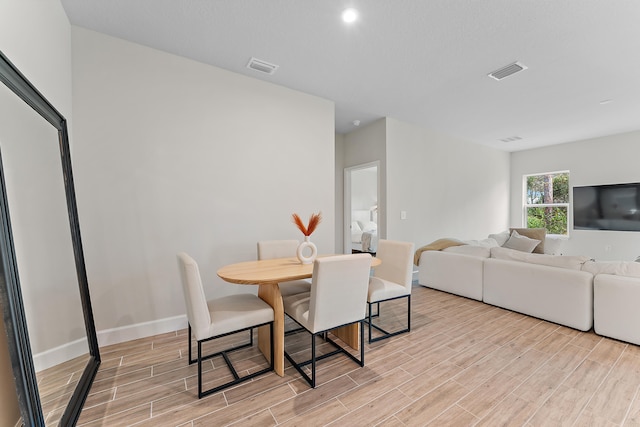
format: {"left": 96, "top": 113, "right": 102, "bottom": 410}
{"left": 462, "top": 237, "right": 500, "bottom": 248}
{"left": 502, "top": 230, "right": 540, "bottom": 253}
{"left": 594, "top": 274, "right": 640, "bottom": 345}
{"left": 582, "top": 260, "right": 640, "bottom": 278}
{"left": 544, "top": 235, "right": 565, "bottom": 255}
{"left": 491, "top": 247, "right": 591, "bottom": 270}
{"left": 419, "top": 250, "right": 484, "bottom": 301}
{"left": 483, "top": 258, "right": 593, "bottom": 331}
{"left": 443, "top": 245, "right": 491, "bottom": 258}
{"left": 509, "top": 227, "right": 546, "bottom": 254}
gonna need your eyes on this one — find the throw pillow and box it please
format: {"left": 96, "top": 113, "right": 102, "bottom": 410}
{"left": 509, "top": 227, "right": 546, "bottom": 254}
{"left": 502, "top": 230, "right": 540, "bottom": 253}
{"left": 488, "top": 230, "right": 510, "bottom": 246}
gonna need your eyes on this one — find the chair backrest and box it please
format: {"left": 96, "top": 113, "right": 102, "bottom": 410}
{"left": 177, "top": 253, "right": 212, "bottom": 341}
{"left": 374, "top": 240, "right": 415, "bottom": 292}
{"left": 257, "top": 239, "right": 299, "bottom": 260}
{"left": 308, "top": 253, "right": 372, "bottom": 333}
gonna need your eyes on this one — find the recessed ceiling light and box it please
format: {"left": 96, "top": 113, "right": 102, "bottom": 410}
{"left": 599, "top": 99, "right": 613, "bottom": 105}
{"left": 342, "top": 8, "right": 358, "bottom": 23}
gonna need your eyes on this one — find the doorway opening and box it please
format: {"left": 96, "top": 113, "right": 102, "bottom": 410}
{"left": 344, "top": 162, "right": 380, "bottom": 254}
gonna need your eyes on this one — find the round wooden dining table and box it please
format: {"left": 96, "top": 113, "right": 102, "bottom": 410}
{"left": 217, "top": 255, "right": 380, "bottom": 376}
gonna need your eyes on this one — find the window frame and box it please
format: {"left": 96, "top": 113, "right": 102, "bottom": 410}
{"left": 522, "top": 170, "right": 570, "bottom": 237}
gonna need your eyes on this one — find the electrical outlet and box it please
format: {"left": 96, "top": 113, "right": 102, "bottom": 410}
{"left": 605, "top": 244, "right": 612, "bottom": 252}
{"left": 400, "top": 211, "right": 407, "bottom": 220}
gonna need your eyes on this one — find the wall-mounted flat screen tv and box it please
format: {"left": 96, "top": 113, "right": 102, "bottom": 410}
{"left": 573, "top": 182, "right": 640, "bottom": 231}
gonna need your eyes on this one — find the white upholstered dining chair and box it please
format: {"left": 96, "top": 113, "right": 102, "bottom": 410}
{"left": 177, "top": 252, "right": 274, "bottom": 398}
{"left": 257, "top": 239, "right": 312, "bottom": 296}
{"left": 282, "top": 253, "right": 372, "bottom": 388}
{"left": 367, "top": 239, "right": 415, "bottom": 343}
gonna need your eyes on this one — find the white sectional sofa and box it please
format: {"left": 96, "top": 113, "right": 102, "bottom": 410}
{"left": 588, "top": 261, "right": 640, "bottom": 346}
{"left": 418, "top": 243, "right": 640, "bottom": 339}
{"left": 594, "top": 275, "right": 640, "bottom": 345}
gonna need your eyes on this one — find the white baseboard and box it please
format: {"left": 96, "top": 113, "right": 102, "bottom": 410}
{"left": 97, "top": 315, "right": 188, "bottom": 347}
{"left": 33, "top": 337, "right": 91, "bottom": 372}
{"left": 33, "top": 315, "right": 187, "bottom": 371}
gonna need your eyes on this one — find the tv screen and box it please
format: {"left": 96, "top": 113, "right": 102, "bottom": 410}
{"left": 573, "top": 182, "right": 640, "bottom": 231}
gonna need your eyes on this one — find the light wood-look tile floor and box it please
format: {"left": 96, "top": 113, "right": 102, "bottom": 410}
{"left": 72, "top": 285, "right": 640, "bottom": 426}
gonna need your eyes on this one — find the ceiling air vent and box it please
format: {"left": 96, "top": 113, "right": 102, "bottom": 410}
{"left": 246, "top": 57, "right": 279, "bottom": 75}
{"left": 500, "top": 136, "right": 522, "bottom": 143}
{"left": 488, "top": 62, "right": 527, "bottom": 81}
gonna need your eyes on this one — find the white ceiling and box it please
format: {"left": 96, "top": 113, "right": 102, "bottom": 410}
{"left": 60, "top": 0, "right": 640, "bottom": 152}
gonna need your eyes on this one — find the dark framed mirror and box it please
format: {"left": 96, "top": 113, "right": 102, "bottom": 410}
{"left": 0, "top": 50, "right": 100, "bottom": 426}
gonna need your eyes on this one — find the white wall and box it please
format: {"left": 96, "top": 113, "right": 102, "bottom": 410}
{"left": 71, "top": 28, "right": 335, "bottom": 340}
{"left": 511, "top": 130, "right": 640, "bottom": 261}
{"left": 385, "top": 117, "right": 511, "bottom": 248}
{"left": 0, "top": 0, "right": 72, "bottom": 118}
{"left": 336, "top": 117, "right": 510, "bottom": 256}
{"left": 0, "top": 0, "right": 72, "bottom": 424}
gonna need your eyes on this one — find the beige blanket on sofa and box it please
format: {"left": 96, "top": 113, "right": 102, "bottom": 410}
{"left": 414, "top": 238, "right": 466, "bottom": 266}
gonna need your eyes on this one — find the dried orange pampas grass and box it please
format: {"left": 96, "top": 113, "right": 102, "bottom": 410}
{"left": 292, "top": 212, "right": 322, "bottom": 236}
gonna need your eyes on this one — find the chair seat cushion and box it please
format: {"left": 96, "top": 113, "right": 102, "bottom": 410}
{"left": 279, "top": 279, "right": 312, "bottom": 297}
{"left": 368, "top": 277, "right": 410, "bottom": 303}
{"left": 208, "top": 294, "right": 274, "bottom": 337}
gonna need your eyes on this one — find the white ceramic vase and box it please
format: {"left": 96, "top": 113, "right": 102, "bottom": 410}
{"left": 296, "top": 236, "right": 318, "bottom": 264}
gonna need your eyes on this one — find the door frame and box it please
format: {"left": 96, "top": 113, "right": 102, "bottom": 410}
{"left": 343, "top": 161, "right": 380, "bottom": 254}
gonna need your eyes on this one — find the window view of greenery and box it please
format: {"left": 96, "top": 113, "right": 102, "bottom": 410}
{"left": 525, "top": 172, "right": 569, "bottom": 235}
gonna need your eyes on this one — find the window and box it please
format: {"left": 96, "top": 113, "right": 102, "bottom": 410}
{"left": 524, "top": 171, "right": 569, "bottom": 235}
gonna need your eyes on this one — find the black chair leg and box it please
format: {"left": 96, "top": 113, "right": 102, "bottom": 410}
{"left": 360, "top": 320, "right": 365, "bottom": 366}
{"left": 193, "top": 321, "right": 274, "bottom": 399}
{"left": 367, "top": 295, "right": 411, "bottom": 343}
{"left": 197, "top": 340, "right": 203, "bottom": 397}
{"left": 311, "top": 332, "right": 317, "bottom": 388}
{"left": 407, "top": 295, "right": 411, "bottom": 332}
{"left": 284, "top": 320, "right": 366, "bottom": 388}
{"left": 188, "top": 323, "right": 193, "bottom": 363}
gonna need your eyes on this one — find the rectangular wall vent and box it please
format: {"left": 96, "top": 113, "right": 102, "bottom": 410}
{"left": 500, "top": 136, "right": 523, "bottom": 143}
{"left": 246, "top": 57, "right": 279, "bottom": 75}
{"left": 488, "top": 62, "right": 527, "bottom": 81}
